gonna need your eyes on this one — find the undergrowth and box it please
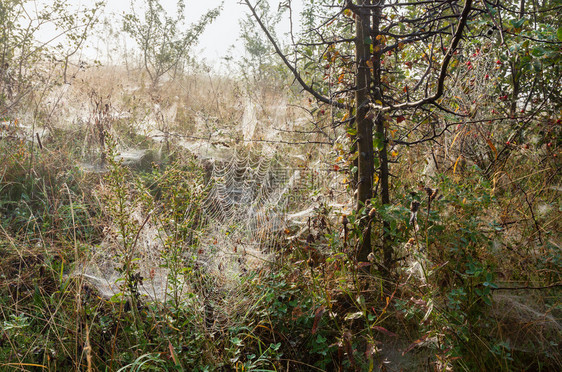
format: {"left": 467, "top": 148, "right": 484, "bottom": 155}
{"left": 0, "top": 66, "right": 560, "bottom": 371}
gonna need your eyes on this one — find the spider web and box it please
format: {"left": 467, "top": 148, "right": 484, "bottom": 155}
{"left": 197, "top": 150, "right": 297, "bottom": 279}
{"left": 76, "top": 148, "right": 308, "bottom": 301}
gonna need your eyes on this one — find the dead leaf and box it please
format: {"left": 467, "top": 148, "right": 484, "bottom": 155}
{"left": 402, "top": 334, "right": 428, "bottom": 355}
{"left": 169, "top": 341, "right": 178, "bottom": 364}
{"left": 372, "top": 325, "right": 397, "bottom": 337}
{"left": 312, "top": 306, "right": 326, "bottom": 334}
{"left": 486, "top": 138, "right": 498, "bottom": 159}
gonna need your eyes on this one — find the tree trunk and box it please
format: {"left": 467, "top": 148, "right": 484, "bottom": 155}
{"left": 510, "top": 0, "right": 526, "bottom": 118}
{"left": 371, "top": 1, "right": 392, "bottom": 271}
{"left": 355, "top": 0, "right": 374, "bottom": 262}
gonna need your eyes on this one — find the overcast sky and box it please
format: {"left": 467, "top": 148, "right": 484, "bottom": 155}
{"left": 101, "top": 0, "right": 246, "bottom": 63}
{"left": 67, "top": 0, "right": 304, "bottom": 67}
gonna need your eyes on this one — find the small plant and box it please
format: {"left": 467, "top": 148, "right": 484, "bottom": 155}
{"left": 151, "top": 160, "right": 206, "bottom": 310}
{"left": 88, "top": 90, "right": 113, "bottom": 166}
{"left": 99, "top": 134, "right": 154, "bottom": 336}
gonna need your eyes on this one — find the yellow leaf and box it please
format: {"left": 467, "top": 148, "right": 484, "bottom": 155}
{"left": 2, "top": 364, "right": 47, "bottom": 370}
{"left": 451, "top": 130, "right": 462, "bottom": 148}
{"left": 453, "top": 156, "right": 463, "bottom": 174}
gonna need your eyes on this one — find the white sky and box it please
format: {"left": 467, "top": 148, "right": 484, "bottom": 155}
{"left": 68, "top": 0, "right": 304, "bottom": 67}
{"left": 101, "top": 0, "right": 246, "bottom": 62}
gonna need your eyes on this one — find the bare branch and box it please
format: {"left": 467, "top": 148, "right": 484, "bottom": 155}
{"left": 243, "top": 0, "right": 348, "bottom": 109}
{"left": 369, "top": 0, "right": 474, "bottom": 113}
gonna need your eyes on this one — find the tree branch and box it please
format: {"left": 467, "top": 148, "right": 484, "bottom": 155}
{"left": 368, "top": 0, "right": 473, "bottom": 113}
{"left": 243, "top": 0, "right": 348, "bottom": 109}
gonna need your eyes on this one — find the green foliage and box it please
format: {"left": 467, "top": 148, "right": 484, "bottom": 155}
{"left": 1, "top": 1, "right": 560, "bottom": 370}
{"left": 232, "top": 270, "right": 338, "bottom": 370}
{"left": 151, "top": 159, "right": 207, "bottom": 309}
{"left": 101, "top": 135, "right": 155, "bottom": 317}
{"left": 0, "top": 140, "right": 100, "bottom": 242}
{"left": 483, "top": 0, "right": 562, "bottom": 116}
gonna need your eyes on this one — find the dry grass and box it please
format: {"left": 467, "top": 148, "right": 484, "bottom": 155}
{"left": 1, "top": 58, "right": 560, "bottom": 370}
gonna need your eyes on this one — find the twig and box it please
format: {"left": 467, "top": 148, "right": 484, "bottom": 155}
{"left": 368, "top": 0, "right": 474, "bottom": 112}
{"left": 243, "top": 0, "right": 348, "bottom": 109}
{"left": 491, "top": 283, "right": 561, "bottom": 291}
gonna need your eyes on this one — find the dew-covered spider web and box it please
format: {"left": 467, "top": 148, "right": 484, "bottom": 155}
{"left": 197, "top": 150, "right": 296, "bottom": 278}
{"left": 75, "top": 147, "right": 333, "bottom": 303}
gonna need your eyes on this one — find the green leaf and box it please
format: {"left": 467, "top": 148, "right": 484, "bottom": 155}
{"left": 510, "top": 18, "right": 525, "bottom": 29}
{"left": 484, "top": 1, "right": 497, "bottom": 15}
{"left": 557, "top": 27, "right": 562, "bottom": 42}
{"left": 373, "top": 132, "right": 385, "bottom": 151}
{"left": 531, "top": 46, "right": 546, "bottom": 57}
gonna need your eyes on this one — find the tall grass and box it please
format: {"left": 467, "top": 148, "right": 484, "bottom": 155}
{"left": 0, "top": 62, "right": 559, "bottom": 371}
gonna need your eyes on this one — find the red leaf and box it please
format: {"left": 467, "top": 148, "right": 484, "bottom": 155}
{"left": 312, "top": 306, "right": 326, "bottom": 334}
{"left": 169, "top": 341, "right": 178, "bottom": 364}
{"left": 396, "top": 115, "right": 406, "bottom": 123}
{"left": 486, "top": 138, "right": 498, "bottom": 159}
{"left": 343, "top": 331, "right": 356, "bottom": 368}
{"left": 372, "top": 325, "right": 397, "bottom": 337}
{"left": 402, "top": 335, "right": 428, "bottom": 355}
